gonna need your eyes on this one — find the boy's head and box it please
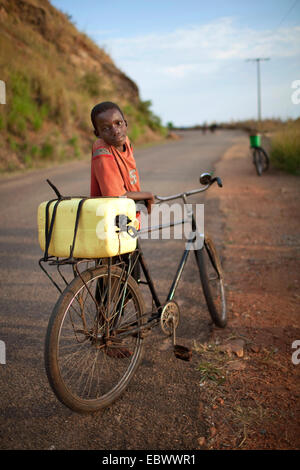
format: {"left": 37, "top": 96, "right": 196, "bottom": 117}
{"left": 91, "top": 101, "right": 127, "bottom": 149}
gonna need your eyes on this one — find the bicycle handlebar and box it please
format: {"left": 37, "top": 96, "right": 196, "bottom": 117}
{"left": 155, "top": 186, "right": 208, "bottom": 202}
{"left": 154, "top": 174, "right": 222, "bottom": 203}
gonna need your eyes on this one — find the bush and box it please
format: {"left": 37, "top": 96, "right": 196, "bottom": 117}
{"left": 68, "top": 136, "right": 80, "bottom": 158}
{"left": 80, "top": 71, "right": 102, "bottom": 97}
{"left": 6, "top": 72, "right": 49, "bottom": 136}
{"left": 40, "top": 141, "right": 54, "bottom": 159}
{"left": 270, "top": 121, "right": 300, "bottom": 175}
{"left": 128, "top": 123, "right": 142, "bottom": 143}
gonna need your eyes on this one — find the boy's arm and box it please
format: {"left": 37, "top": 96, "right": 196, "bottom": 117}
{"left": 124, "top": 191, "right": 154, "bottom": 214}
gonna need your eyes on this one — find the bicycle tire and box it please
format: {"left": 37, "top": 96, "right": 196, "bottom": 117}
{"left": 254, "top": 147, "right": 269, "bottom": 175}
{"left": 45, "top": 265, "right": 145, "bottom": 413}
{"left": 260, "top": 146, "right": 269, "bottom": 172}
{"left": 195, "top": 236, "right": 227, "bottom": 328}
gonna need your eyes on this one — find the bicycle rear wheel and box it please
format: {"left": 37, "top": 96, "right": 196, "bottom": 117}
{"left": 195, "top": 237, "right": 227, "bottom": 328}
{"left": 45, "top": 265, "right": 145, "bottom": 413}
{"left": 254, "top": 147, "right": 269, "bottom": 175}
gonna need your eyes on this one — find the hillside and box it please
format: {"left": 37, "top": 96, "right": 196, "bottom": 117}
{"left": 0, "top": 0, "right": 165, "bottom": 172}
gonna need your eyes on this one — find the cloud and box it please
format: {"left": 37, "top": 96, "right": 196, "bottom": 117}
{"left": 101, "top": 17, "right": 300, "bottom": 69}
{"left": 163, "top": 64, "right": 198, "bottom": 78}
{"left": 94, "top": 17, "right": 300, "bottom": 124}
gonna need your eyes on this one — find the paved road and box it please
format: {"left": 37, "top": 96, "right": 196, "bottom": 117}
{"left": 0, "top": 129, "right": 244, "bottom": 450}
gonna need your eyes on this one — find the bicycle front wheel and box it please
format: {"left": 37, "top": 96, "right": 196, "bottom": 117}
{"left": 254, "top": 147, "right": 269, "bottom": 175}
{"left": 195, "top": 237, "right": 227, "bottom": 328}
{"left": 45, "top": 265, "right": 145, "bottom": 413}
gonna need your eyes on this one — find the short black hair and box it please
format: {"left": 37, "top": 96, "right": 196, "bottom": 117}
{"left": 91, "top": 101, "right": 125, "bottom": 130}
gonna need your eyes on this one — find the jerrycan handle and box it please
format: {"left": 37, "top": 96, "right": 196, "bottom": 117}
{"left": 46, "top": 179, "right": 63, "bottom": 199}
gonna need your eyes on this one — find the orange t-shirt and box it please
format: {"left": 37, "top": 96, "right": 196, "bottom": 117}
{"left": 90, "top": 136, "right": 141, "bottom": 197}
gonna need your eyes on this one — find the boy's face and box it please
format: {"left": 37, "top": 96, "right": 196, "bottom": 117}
{"left": 94, "top": 108, "right": 127, "bottom": 150}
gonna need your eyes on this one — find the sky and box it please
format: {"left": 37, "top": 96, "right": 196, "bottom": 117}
{"left": 50, "top": 0, "right": 300, "bottom": 127}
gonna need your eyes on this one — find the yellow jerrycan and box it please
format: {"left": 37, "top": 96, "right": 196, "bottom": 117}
{"left": 37, "top": 197, "right": 138, "bottom": 259}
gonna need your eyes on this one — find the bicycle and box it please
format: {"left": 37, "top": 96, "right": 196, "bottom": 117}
{"left": 249, "top": 135, "right": 269, "bottom": 176}
{"left": 40, "top": 172, "right": 227, "bottom": 413}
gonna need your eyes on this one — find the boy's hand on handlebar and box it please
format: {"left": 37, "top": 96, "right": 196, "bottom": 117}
{"left": 143, "top": 194, "right": 155, "bottom": 214}
{"left": 137, "top": 193, "right": 155, "bottom": 214}
{"left": 124, "top": 191, "right": 155, "bottom": 214}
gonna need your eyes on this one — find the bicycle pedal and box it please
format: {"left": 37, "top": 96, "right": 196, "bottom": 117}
{"left": 173, "top": 344, "right": 192, "bottom": 362}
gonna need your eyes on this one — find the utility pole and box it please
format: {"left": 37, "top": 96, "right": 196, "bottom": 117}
{"left": 246, "top": 58, "right": 270, "bottom": 123}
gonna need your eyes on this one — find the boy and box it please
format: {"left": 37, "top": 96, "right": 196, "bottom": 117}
{"left": 90, "top": 101, "right": 153, "bottom": 287}
{"left": 90, "top": 101, "right": 154, "bottom": 213}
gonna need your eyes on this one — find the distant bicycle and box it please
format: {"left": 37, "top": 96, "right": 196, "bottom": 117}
{"left": 249, "top": 134, "right": 269, "bottom": 176}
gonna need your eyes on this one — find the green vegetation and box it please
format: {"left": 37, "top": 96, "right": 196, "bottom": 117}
{"left": 269, "top": 119, "right": 300, "bottom": 175}
{"left": 219, "top": 118, "right": 300, "bottom": 176}
{"left": 0, "top": 0, "right": 166, "bottom": 173}
{"left": 167, "top": 121, "right": 175, "bottom": 130}
{"left": 219, "top": 117, "right": 286, "bottom": 135}
{"left": 123, "top": 100, "right": 167, "bottom": 144}
{"left": 196, "top": 361, "right": 226, "bottom": 385}
{"left": 6, "top": 72, "right": 50, "bottom": 136}
{"left": 80, "top": 71, "right": 105, "bottom": 98}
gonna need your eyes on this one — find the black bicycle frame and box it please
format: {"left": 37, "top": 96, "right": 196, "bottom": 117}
{"left": 134, "top": 207, "right": 199, "bottom": 317}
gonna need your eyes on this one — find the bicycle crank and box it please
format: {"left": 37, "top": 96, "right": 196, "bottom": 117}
{"left": 160, "top": 301, "right": 180, "bottom": 336}
{"left": 160, "top": 301, "right": 192, "bottom": 362}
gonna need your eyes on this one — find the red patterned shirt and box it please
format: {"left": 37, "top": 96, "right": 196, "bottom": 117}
{"left": 90, "top": 136, "right": 141, "bottom": 197}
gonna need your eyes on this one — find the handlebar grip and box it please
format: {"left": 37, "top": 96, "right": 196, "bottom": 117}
{"left": 210, "top": 176, "right": 223, "bottom": 188}
{"left": 216, "top": 177, "right": 223, "bottom": 187}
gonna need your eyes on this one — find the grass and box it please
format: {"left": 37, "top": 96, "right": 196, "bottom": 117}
{"left": 0, "top": 2, "right": 166, "bottom": 172}
{"left": 196, "top": 361, "right": 226, "bottom": 385}
{"left": 193, "top": 339, "right": 279, "bottom": 449}
{"left": 7, "top": 73, "right": 35, "bottom": 135}
{"left": 124, "top": 100, "right": 167, "bottom": 144}
{"left": 270, "top": 120, "right": 300, "bottom": 175}
{"left": 219, "top": 117, "right": 300, "bottom": 175}
{"left": 194, "top": 341, "right": 228, "bottom": 385}
{"left": 219, "top": 118, "right": 286, "bottom": 135}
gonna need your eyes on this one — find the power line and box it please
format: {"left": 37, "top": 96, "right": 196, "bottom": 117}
{"left": 276, "top": 0, "right": 299, "bottom": 29}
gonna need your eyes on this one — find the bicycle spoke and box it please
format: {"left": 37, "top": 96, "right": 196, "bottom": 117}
{"left": 45, "top": 266, "right": 145, "bottom": 411}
